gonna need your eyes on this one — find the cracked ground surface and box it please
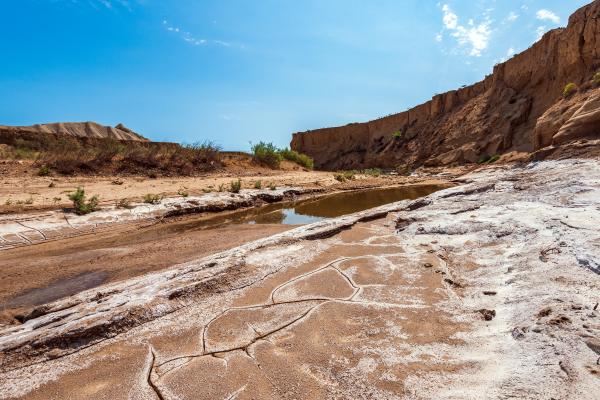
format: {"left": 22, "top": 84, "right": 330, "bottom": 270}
{"left": 1, "top": 160, "right": 599, "bottom": 399}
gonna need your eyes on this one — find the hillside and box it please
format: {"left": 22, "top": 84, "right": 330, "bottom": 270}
{"left": 291, "top": 0, "right": 600, "bottom": 170}
{"left": 0, "top": 121, "right": 147, "bottom": 141}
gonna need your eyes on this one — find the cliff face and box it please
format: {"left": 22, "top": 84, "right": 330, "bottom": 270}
{"left": 291, "top": 1, "right": 600, "bottom": 170}
{"left": 0, "top": 122, "right": 148, "bottom": 141}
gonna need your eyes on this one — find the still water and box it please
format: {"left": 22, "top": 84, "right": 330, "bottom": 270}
{"left": 242, "top": 184, "right": 447, "bottom": 225}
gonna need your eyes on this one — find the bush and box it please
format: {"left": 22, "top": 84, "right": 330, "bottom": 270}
{"left": 269, "top": 182, "right": 277, "bottom": 190}
{"left": 392, "top": 131, "right": 403, "bottom": 139}
{"left": 334, "top": 171, "right": 356, "bottom": 182}
{"left": 362, "top": 168, "right": 382, "bottom": 177}
{"left": 68, "top": 187, "right": 100, "bottom": 215}
{"left": 254, "top": 180, "right": 262, "bottom": 189}
{"left": 251, "top": 142, "right": 282, "bottom": 169}
{"left": 37, "top": 165, "right": 50, "bottom": 176}
{"left": 279, "top": 148, "right": 314, "bottom": 169}
{"left": 143, "top": 193, "right": 162, "bottom": 204}
{"left": 177, "top": 188, "right": 189, "bottom": 197}
{"left": 230, "top": 179, "right": 242, "bottom": 193}
{"left": 563, "top": 83, "right": 577, "bottom": 98}
{"left": 593, "top": 71, "right": 600, "bottom": 85}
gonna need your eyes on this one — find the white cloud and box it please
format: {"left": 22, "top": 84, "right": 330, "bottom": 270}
{"left": 435, "top": 33, "right": 443, "bottom": 42}
{"left": 507, "top": 12, "right": 519, "bottom": 22}
{"left": 163, "top": 20, "right": 238, "bottom": 48}
{"left": 441, "top": 4, "right": 492, "bottom": 57}
{"left": 536, "top": 9, "right": 560, "bottom": 24}
{"left": 507, "top": 47, "right": 515, "bottom": 57}
{"left": 536, "top": 26, "right": 546, "bottom": 41}
{"left": 442, "top": 5, "right": 458, "bottom": 29}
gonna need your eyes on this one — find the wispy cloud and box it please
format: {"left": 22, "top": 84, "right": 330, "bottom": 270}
{"left": 506, "top": 12, "right": 519, "bottom": 22}
{"left": 439, "top": 4, "right": 492, "bottom": 57}
{"left": 536, "top": 9, "right": 560, "bottom": 24}
{"left": 162, "top": 20, "right": 236, "bottom": 48}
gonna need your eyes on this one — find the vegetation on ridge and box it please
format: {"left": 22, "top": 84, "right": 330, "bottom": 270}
{"left": 251, "top": 141, "right": 314, "bottom": 170}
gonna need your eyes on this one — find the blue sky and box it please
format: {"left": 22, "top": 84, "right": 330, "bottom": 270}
{"left": 0, "top": 0, "right": 589, "bottom": 150}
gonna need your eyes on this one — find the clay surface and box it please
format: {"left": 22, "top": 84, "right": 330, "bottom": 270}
{"left": 1, "top": 159, "right": 599, "bottom": 399}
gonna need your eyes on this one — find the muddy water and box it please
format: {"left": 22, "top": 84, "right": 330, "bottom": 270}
{"left": 246, "top": 184, "right": 445, "bottom": 224}
{"left": 169, "top": 184, "right": 447, "bottom": 229}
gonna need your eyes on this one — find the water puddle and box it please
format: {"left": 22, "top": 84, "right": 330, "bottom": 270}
{"left": 164, "top": 184, "right": 449, "bottom": 231}
{"left": 245, "top": 184, "right": 447, "bottom": 224}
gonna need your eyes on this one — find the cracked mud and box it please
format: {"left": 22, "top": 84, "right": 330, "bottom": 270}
{"left": 1, "top": 160, "right": 599, "bottom": 399}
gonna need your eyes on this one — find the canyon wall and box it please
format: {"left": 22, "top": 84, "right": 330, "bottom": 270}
{"left": 291, "top": 1, "right": 600, "bottom": 170}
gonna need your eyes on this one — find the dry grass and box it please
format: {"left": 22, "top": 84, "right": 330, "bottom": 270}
{"left": 0, "top": 129, "right": 222, "bottom": 177}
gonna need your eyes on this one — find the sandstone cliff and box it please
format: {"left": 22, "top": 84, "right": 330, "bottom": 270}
{"left": 291, "top": 1, "right": 600, "bottom": 170}
{"left": 0, "top": 121, "right": 147, "bottom": 141}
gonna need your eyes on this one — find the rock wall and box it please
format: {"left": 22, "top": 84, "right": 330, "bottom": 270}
{"left": 291, "top": 1, "right": 600, "bottom": 170}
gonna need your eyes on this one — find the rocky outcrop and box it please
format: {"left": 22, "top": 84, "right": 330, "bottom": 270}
{"left": 535, "top": 88, "right": 600, "bottom": 147}
{"left": 291, "top": 1, "right": 600, "bottom": 170}
{"left": 0, "top": 121, "right": 147, "bottom": 141}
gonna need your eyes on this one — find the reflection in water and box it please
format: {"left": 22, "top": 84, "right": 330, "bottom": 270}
{"left": 152, "top": 184, "right": 449, "bottom": 232}
{"left": 244, "top": 184, "right": 446, "bottom": 225}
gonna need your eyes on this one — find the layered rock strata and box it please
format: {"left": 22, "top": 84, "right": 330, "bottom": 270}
{"left": 291, "top": 1, "right": 600, "bottom": 169}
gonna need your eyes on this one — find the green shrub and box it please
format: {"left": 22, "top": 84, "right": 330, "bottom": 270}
{"left": 254, "top": 180, "right": 262, "bottom": 189}
{"left": 279, "top": 148, "right": 314, "bottom": 169}
{"left": 37, "top": 165, "right": 51, "bottom": 176}
{"left": 218, "top": 183, "right": 225, "bottom": 192}
{"left": 269, "top": 182, "right": 277, "bottom": 190}
{"left": 251, "top": 142, "right": 282, "bottom": 169}
{"left": 143, "top": 193, "right": 162, "bottom": 204}
{"left": 362, "top": 168, "right": 382, "bottom": 177}
{"left": 392, "top": 131, "right": 403, "bottom": 139}
{"left": 334, "top": 171, "right": 356, "bottom": 182}
{"left": 230, "top": 179, "right": 242, "bottom": 193}
{"left": 177, "top": 188, "right": 189, "bottom": 197}
{"left": 563, "top": 83, "right": 577, "bottom": 98}
{"left": 593, "top": 71, "right": 600, "bottom": 85}
{"left": 68, "top": 187, "right": 100, "bottom": 215}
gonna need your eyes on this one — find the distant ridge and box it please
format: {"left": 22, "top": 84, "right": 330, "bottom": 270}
{"left": 0, "top": 122, "right": 148, "bottom": 141}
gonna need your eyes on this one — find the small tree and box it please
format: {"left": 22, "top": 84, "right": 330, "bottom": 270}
{"left": 68, "top": 187, "right": 100, "bottom": 215}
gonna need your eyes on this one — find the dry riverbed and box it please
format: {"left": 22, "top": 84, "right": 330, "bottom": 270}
{"left": 0, "top": 159, "right": 598, "bottom": 399}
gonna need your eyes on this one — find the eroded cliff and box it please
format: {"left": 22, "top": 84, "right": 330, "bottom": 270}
{"left": 291, "top": 1, "right": 600, "bottom": 170}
